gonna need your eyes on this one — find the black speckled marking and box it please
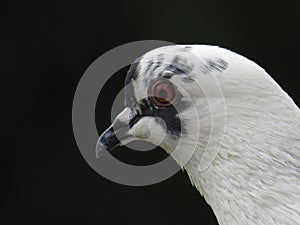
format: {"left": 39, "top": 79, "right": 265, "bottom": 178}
{"left": 171, "top": 55, "right": 183, "bottom": 66}
{"left": 155, "top": 55, "right": 195, "bottom": 81}
{"left": 171, "top": 55, "right": 194, "bottom": 74}
{"left": 165, "top": 64, "right": 186, "bottom": 75}
{"left": 125, "top": 61, "right": 140, "bottom": 83}
{"left": 124, "top": 62, "right": 140, "bottom": 106}
{"left": 158, "top": 68, "right": 195, "bottom": 83}
{"left": 204, "top": 58, "right": 228, "bottom": 73}
{"left": 145, "top": 61, "right": 154, "bottom": 73}
{"left": 129, "top": 98, "right": 189, "bottom": 137}
{"left": 145, "top": 55, "right": 194, "bottom": 78}
{"left": 152, "top": 61, "right": 163, "bottom": 71}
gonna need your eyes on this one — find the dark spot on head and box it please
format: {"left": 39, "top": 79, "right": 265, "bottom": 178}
{"left": 159, "top": 68, "right": 195, "bottom": 83}
{"left": 124, "top": 61, "right": 140, "bottom": 106}
{"left": 158, "top": 55, "right": 195, "bottom": 81}
{"left": 203, "top": 58, "right": 228, "bottom": 74}
{"left": 165, "top": 65, "right": 186, "bottom": 75}
{"left": 171, "top": 55, "right": 194, "bottom": 74}
{"left": 152, "top": 61, "right": 162, "bottom": 71}
{"left": 145, "top": 61, "right": 154, "bottom": 73}
{"left": 125, "top": 61, "right": 140, "bottom": 84}
{"left": 171, "top": 55, "right": 182, "bottom": 65}
{"left": 145, "top": 54, "right": 165, "bottom": 74}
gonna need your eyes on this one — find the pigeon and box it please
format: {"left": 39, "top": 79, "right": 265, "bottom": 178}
{"left": 96, "top": 45, "right": 300, "bottom": 225}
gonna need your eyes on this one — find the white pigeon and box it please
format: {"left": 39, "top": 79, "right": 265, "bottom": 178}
{"left": 96, "top": 45, "right": 300, "bottom": 225}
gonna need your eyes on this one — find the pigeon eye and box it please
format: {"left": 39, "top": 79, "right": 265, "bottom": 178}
{"left": 148, "top": 79, "right": 177, "bottom": 106}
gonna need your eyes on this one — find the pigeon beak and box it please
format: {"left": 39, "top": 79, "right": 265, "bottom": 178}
{"left": 95, "top": 107, "right": 139, "bottom": 158}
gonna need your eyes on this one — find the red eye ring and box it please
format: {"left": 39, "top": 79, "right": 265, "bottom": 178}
{"left": 148, "top": 79, "right": 177, "bottom": 106}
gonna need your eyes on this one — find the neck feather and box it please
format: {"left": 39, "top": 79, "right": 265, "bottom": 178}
{"left": 184, "top": 75, "right": 300, "bottom": 224}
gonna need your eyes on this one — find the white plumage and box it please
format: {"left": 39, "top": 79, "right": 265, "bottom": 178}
{"left": 97, "top": 45, "right": 300, "bottom": 225}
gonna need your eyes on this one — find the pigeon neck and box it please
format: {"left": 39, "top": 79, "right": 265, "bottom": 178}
{"left": 184, "top": 89, "right": 300, "bottom": 225}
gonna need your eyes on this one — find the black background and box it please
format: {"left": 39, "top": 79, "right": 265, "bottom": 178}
{"left": 2, "top": 0, "right": 299, "bottom": 224}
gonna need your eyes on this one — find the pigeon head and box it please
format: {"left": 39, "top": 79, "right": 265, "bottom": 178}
{"left": 96, "top": 45, "right": 228, "bottom": 163}
{"left": 96, "top": 45, "right": 300, "bottom": 225}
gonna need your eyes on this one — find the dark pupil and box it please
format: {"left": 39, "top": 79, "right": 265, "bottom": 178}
{"left": 158, "top": 89, "right": 168, "bottom": 99}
